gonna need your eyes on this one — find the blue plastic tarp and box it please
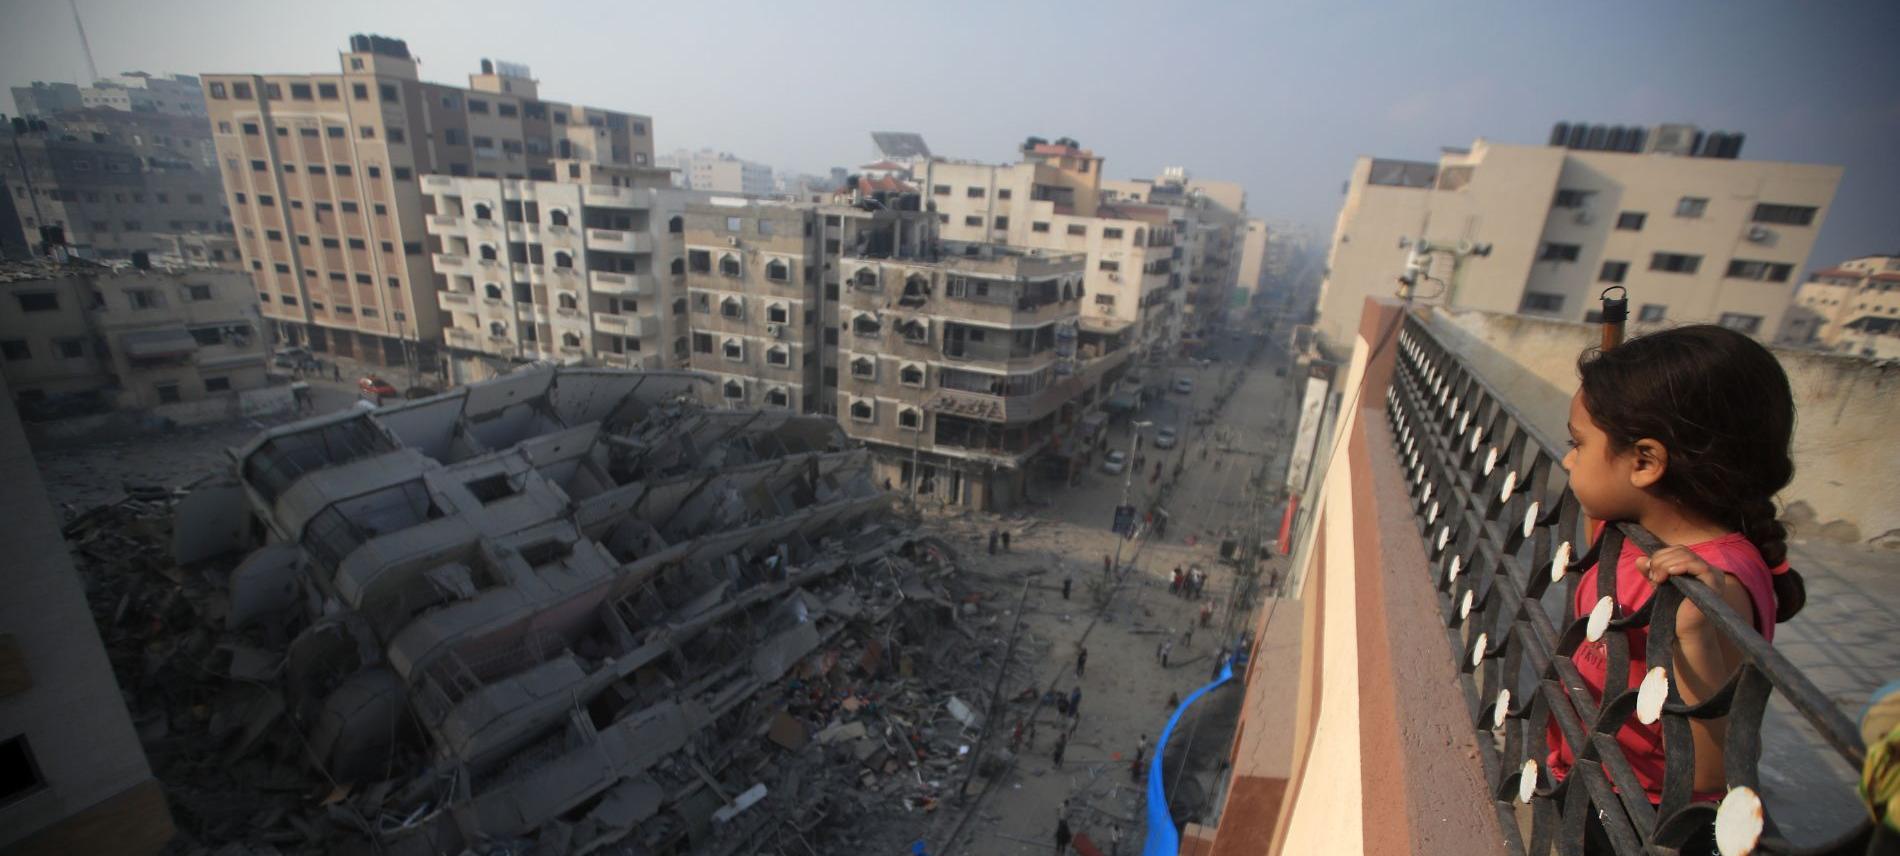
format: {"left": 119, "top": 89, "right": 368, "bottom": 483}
{"left": 1141, "top": 656, "right": 1235, "bottom": 855}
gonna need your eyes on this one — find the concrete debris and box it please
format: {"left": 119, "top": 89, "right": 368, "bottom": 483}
{"left": 60, "top": 367, "right": 1034, "bottom": 855}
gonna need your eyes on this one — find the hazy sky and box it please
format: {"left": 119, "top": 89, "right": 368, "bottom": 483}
{"left": 3, "top": 0, "right": 1895, "bottom": 268}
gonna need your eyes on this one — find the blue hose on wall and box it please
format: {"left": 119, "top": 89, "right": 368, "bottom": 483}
{"left": 1142, "top": 657, "right": 1235, "bottom": 856}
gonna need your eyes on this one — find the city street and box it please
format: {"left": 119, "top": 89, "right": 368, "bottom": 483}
{"left": 909, "top": 327, "right": 1304, "bottom": 854}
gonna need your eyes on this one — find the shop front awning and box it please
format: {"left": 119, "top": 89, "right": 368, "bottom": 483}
{"left": 120, "top": 327, "right": 199, "bottom": 359}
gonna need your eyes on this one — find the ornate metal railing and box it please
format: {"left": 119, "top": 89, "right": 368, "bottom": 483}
{"left": 1383, "top": 313, "right": 1870, "bottom": 855}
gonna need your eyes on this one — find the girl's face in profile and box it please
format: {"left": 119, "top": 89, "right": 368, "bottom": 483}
{"left": 1563, "top": 390, "right": 1645, "bottom": 522}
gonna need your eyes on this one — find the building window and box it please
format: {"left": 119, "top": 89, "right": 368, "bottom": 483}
{"left": 186, "top": 284, "right": 214, "bottom": 301}
{"left": 849, "top": 399, "right": 874, "bottom": 423}
{"left": 0, "top": 340, "right": 31, "bottom": 360}
{"left": 393, "top": 167, "right": 412, "bottom": 180}
{"left": 1099, "top": 260, "right": 1120, "bottom": 272}
{"left": 1675, "top": 197, "right": 1708, "bottom": 218}
{"left": 766, "top": 259, "right": 790, "bottom": 282}
{"left": 767, "top": 346, "right": 790, "bottom": 367}
{"left": 719, "top": 254, "right": 741, "bottom": 277}
{"left": 290, "top": 83, "right": 313, "bottom": 100}
{"left": 1611, "top": 211, "right": 1647, "bottom": 231}
{"left": 1598, "top": 261, "right": 1629, "bottom": 283}
{"left": 668, "top": 215, "right": 683, "bottom": 234}
{"left": 1649, "top": 252, "right": 1702, "bottom": 274}
{"left": 723, "top": 379, "right": 745, "bottom": 400}
{"left": 967, "top": 187, "right": 985, "bottom": 198}
{"left": 155, "top": 382, "right": 181, "bottom": 403}
{"left": 853, "top": 314, "right": 881, "bottom": 338}
{"left": 379, "top": 83, "right": 398, "bottom": 102}
{"left": 204, "top": 376, "right": 233, "bottom": 392}
{"left": 718, "top": 296, "right": 744, "bottom": 320}
{"left": 722, "top": 338, "right": 744, "bottom": 361}
{"left": 317, "top": 82, "right": 339, "bottom": 99}
{"left": 1538, "top": 243, "right": 1581, "bottom": 262}
{"left": 1032, "top": 222, "right": 1051, "bottom": 233}
{"left": 209, "top": 82, "right": 227, "bottom": 99}
{"left": 933, "top": 185, "right": 951, "bottom": 196}
{"left": 993, "top": 216, "right": 1009, "bottom": 230}
{"left": 1638, "top": 304, "right": 1667, "bottom": 323}
{"left": 334, "top": 164, "right": 353, "bottom": 176}
{"left": 1519, "top": 292, "right": 1564, "bottom": 313}
{"left": 16, "top": 292, "right": 58, "bottom": 312}
{"left": 1067, "top": 224, "right": 1087, "bottom": 236}
{"left": 767, "top": 303, "right": 790, "bottom": 324}
{"left": 1750, "top": 204, "right": 1816, "bottom": 226}
{"left": 693, "top": 332, "right": 713, "bottom": 354}
{"left": 900, "top": 363, "right": 925, "bottom": 387}
{"left": 1726, "top": 259, "right": 1793, "bottom": 282}
{"left": 264, "top": 82, "right": 282, "bottom": 100}
{"left": 1717, "top": 313, "right": 1762, "bottom": 335}
{"left": 1552, "top": 189, "right": 1592, "bottom": 209}
{"left": 231, "top": 81, "right": 252, "bottom": 99}
{"left": 1094, "top": 294, "right": 1116, "bottom": 308}
{"left": 765, "top": 387, "right": 788, "bottom": 407}
{"left": 56, "top": 338, "right": 85, "bottom": 359}
{"left": 1103, "top": 227, "right": 1124, "bottom": 240}
{"left": 963, "top": 216, "right": 982, "bottom": 227}
{"left": 998, "top": 189, "right": 1012, "bottom": 200}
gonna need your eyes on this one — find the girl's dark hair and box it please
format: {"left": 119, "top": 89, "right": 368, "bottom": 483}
{"left": 1577, "top": 324, "right": 1805, "bottom": 622}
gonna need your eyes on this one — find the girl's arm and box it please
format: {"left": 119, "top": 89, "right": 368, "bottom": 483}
{"left": 1638, "top": 545, "right": 1758, "bottom": 793}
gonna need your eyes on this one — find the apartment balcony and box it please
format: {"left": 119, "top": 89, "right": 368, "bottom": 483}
{"left": 595, "top": 351, "right": 634, "bottom": 369}
{"left": 432, "top": 252, "right": 467, "bottom": 270}
{"left": 442, "top": 327, "right": 479, "bottom": 350}
{"left": 427, "top": 214, "right": 460, "bottom": 231}
{"left": 507, "top": 221, "right": 542, "bottom": 242}
{"left": 582, "top": 185, "right": 650, "bottom": 209}
{"left": 437, "top": 291, "right": 474, "bottom": 312}
{"left": 587, "top": 228, "right": 651, "bottom": 254}
{"left": 1192, "top": 298, "right": 1877, "bottom": 856}
{"left": 592, "top": 312, "right": 658, "bottom": 339}
{"left": 589, "top": 270, "right": 655, "bottom": 298}
{"left": 421, "top": 175, "right": 456, "bottom": 192}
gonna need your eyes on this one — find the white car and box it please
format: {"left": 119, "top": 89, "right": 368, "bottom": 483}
{"left": 1101, "top": 450, "right": 1128, "bottom": 474}
{"left": 1173, "top": 377, "right": 1194, "bottom": 394}
{"left": 1154, "top": 427, "right": 1179, "bottom": 449}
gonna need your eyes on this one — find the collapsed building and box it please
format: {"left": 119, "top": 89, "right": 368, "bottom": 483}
{"left": 160, "top": 366, "right": 1006, "bottom": 853}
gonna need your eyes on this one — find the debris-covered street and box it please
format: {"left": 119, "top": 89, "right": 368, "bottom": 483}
{"left": 37, "top": 334, "right": 1297, "bottom": 856}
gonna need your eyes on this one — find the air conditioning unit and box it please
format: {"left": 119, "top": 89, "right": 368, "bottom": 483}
{"left": 767, "top": 323, "right": 784, "bottom": 338}
{"left": 726, "top": 236, "right": 740, "bottom": 247}
{"left": 1746, "top": 225, "right": 1772, "bottom": 243}
{"left": 1573, "top": 210, "right": 1594, "bottom": 225}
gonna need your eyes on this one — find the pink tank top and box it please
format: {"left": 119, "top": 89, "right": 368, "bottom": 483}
{"left": 1546, "top": 532, "right": 1778, "bottom": 801}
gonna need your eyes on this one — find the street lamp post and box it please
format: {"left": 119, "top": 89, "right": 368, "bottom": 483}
{"left": 1109, "top": 418, "right": 1153, "bottom": 578}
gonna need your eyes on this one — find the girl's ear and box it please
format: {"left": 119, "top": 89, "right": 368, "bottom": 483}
{"left": 1628, "top": 438, "right": 1668, "bottom": 489}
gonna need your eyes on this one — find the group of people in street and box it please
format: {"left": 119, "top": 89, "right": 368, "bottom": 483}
{"left": 1170, "top": 565, "right": 1209, "bottom": 598}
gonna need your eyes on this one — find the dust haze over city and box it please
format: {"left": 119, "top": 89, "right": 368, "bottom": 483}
{"left": 1, "top": 1, "right": 1898, "bottom": 856}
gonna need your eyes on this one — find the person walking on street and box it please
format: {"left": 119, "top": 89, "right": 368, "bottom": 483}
{"left": 1200, "top": 600, "right": 1214, "bottom": 628}
{"left": 1062, "top": 574, "right": 1073, "bottom": 600}
{"left": 1102, "top": 554, "right": 1112, "bottom": 577}
{"left": 1160, "top": 639, "right": 1174, "bottom": 668}
{"left": 1055, "top": 817, "right": 1073, "bottom": 854}
{"left": 1183, "top": 625, "right": 1194, "bottom": 650}
{"left": 988, "top": 528, "right": 998, "bottom": 555}
{"left": 332, "top": 363, "right": 341, "bottom": 382}
{"left": 1170, "top": 567, "right": 1182, "bottom": 596}
{"left": 1075, "top": 646, "right": 1088, "bottom": 678}
{"left": 1068, "top": 686, "right": 1082, "bottom": 721}
{"left": 1001, "top": 529, "right": 1010, "bottom": 552}
{"left": 1110, "top": 823, "right": 1124, "bottom": 856}
{"left": 1156, "top": 639, "right": 1167, "bottom": 665}
{"left": 1052, "top": 731, "right": 1067, "bottom": 769}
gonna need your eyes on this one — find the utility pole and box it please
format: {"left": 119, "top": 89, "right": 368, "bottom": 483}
{"left": 1109, "top": 419, "right": 1152, "bottom": 576}
{"left": 69, "top": 0, "right": 100, "bottom": 84}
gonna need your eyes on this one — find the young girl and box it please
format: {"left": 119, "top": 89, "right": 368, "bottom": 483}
{"left": 1551, "top": 324, "right": 1808, "bottom": 852}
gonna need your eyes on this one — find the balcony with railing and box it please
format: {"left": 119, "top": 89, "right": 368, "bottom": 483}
{"left": 592, "top": 311, "right": 657, "bottom": 339}
{"left": 589, "top": 270, "right": 654, "bottom": 298}
{"left": 587, "top": 228, "right": 651, "bottom": 254}
{"left": 1188, "top": 298, "right": 1885, "bottom": 856}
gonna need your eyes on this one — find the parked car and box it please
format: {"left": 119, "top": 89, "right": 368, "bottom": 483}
{"left": 1154, "top": 426, "right": 1179, "bottom": 449}
{"left": 1101, "top": 449, "right": 1128, "bottom": 475}
{"left": 358, "top": 376, "right": 399, "bottom": 401}
{"left": 272, "top": 347, "right": 316, "bottom": 371}
{"left": 1173, "top": 377, "right": 1194, "bottom": 394}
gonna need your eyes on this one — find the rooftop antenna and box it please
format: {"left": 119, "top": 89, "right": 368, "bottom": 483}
{"left": 70, "top": 0, "right": 100, "bottom": 83}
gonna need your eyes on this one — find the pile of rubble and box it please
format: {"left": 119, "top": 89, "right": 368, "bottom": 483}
{"left": 60, "top": 368, "right": 1037, "bottom": 855}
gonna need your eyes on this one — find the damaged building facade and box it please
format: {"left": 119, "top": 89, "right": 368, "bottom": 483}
{"left": 421, "top": 172, "right": 706, "bottom": 383}
{"left": 835, "top": 205, "right": 1130, "bottom": 509}
{"left": 681, "top": 202, "right": 825, "bottom": 414}
{"left": 176, "top": 365, "right": 981, "bottom": 852}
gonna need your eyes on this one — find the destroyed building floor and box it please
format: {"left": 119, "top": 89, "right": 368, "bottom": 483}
{"left": 49, "top": 348, "right": 1293, "bottom": 855}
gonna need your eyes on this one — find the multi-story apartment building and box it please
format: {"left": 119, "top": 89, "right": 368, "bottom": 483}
{"left": 80, "top": 73, "right": 208, "bottom": 118}
{"left": 1781, "top": 254, "right": 1900, "bottom": 358}
{"left": 0, "top": 263, "right": 268, "bottom": 412}
{"left": 48, "top": 108, "right": 220, "bottom": 172}
{"left": 659, "top": 149, "right": 774, "bottom": 196}
{"left": 421, "top": 172, "right": 702, "bottom": 381}
{"left": 200, "top": 35, "right": 656, "bottom": 369}
{"left": 1, "top": 121, "right": 231, "bottom": 262}
{"left": 1316, "top": 123, "right": 1842, "bottom": 349}
{"left": 1235, "top": 218, "right": 1270, "bottom": 304}
{"left": 682, "top": 201, "right": 825, "bottom": 412}
{"left": 921, "top": 140, "right": 1183, "bottom": 357}
{"left": 10, "top": 82, "right": 85, "bottom": 118}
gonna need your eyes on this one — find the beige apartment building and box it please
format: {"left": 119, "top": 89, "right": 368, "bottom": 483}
{"left": 420, "top": 173, "right": 702, "bottom": 381}
{"left": 1782, "top": 254, "right": 1900, "bottom": 358}
{"left": 681, "top": 201, "right": 826, "bottom": 412}
{"left": 1236, "top": 218, "right": 1270, "bottom": 303}
{"left": 200, "top": 35, "right": 655, "bottom": 369}
{"left": 1104, "top": 168, "right": 1254, "bottom": 329}
{"left": 1, "top": 122, "right": 231, "bottom": 262}
{"left": 0, "top": 263, "right": 268, "bottom": 413}
{"left": 659, "top": 149, "right": 774, "bottom": 196}
{"left": 921, "top": 140, "right": 1183, "bottom": 356}
{"left": 1315, "top": 124, "right": 1843, "bottom": 350}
